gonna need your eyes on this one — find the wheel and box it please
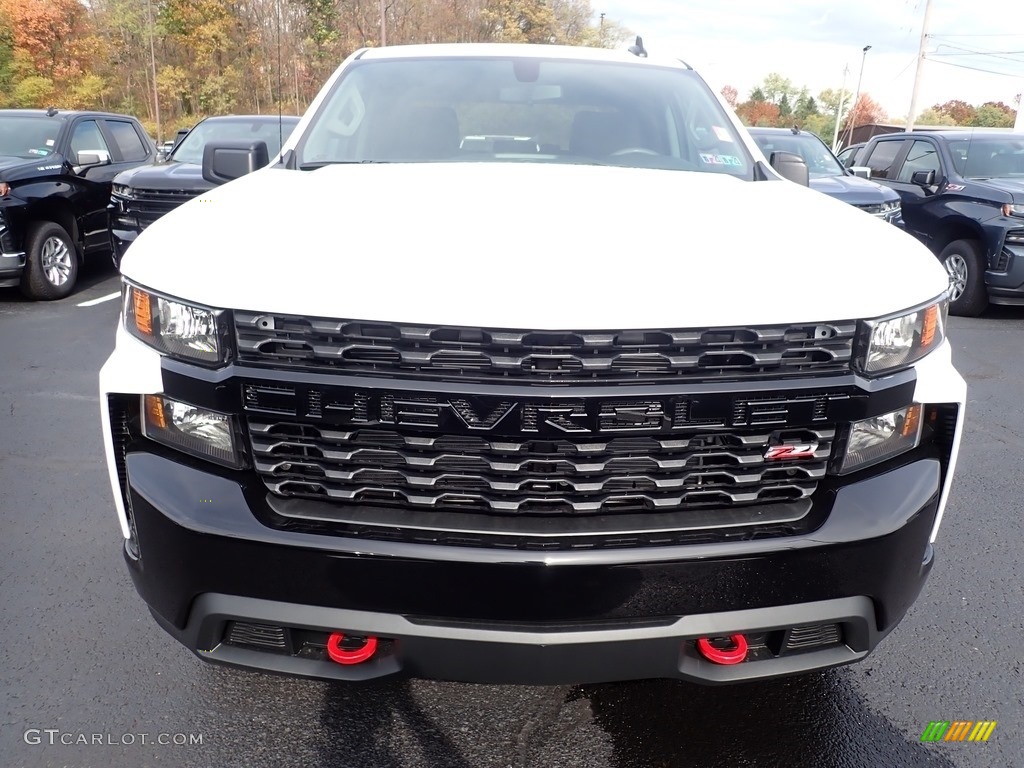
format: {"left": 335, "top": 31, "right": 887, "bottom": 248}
{"left": 20, "top": 221, "right": 79, "bottom": 300}
{"left": 939, "top": 239, "right": 986, "bottom": 317}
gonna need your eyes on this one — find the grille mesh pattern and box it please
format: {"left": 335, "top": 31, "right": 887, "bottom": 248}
{"left": 234, "top": 312, "right": 856, "bottom": 384}
{"left": 249, "top": 419, "right": 834, "bottom": 516}
{"left": 125, "top": 188, "right": 199, "bottom": 228}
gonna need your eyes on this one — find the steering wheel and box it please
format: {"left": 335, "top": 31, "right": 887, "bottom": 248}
{"left": 610, "top": 147, "right": 660, "bottom": 157}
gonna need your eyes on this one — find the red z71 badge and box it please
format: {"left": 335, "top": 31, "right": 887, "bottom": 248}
{"left": 764, "top": 443, "right": 818, "bottom": 460}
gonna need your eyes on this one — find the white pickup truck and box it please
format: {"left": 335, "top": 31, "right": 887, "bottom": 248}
{"left": 100, "top": 42, "right": 965, "bottom": 685}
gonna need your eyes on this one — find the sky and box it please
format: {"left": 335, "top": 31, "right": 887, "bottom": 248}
{"left": 598, "top": 0, "right": 1024, "bottom": 120}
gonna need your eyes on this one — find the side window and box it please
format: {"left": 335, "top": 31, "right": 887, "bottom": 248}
{"left": 70, "top": 120, "right": 111, "bottom": 164}
{"left": 105, "top": 120, "right": 149, "bottom": 162}
{"left": 897, "top": 140, "right": 941, "bottom": 182}
{"left": 864, "top": 140, "right": 903, "bottom": 180}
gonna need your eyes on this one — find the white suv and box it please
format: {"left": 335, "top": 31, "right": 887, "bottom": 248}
{"left": 100, "top": 43, "right": 965, "bottom": 685}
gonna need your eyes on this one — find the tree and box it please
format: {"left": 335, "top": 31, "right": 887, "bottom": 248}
{"left": 933, "top": 99, "right": 976, "bottom": 125}
{"left": 778, "top": 93, "right": 792, "bottom": 118}
{"left": 760, "top": 72, "right": 796, "bottom": 104}
{"left": 971, "top": 102, "right": 1014, "bottom": 128}
{"left": 845, "top": 93, "right": 885, "bottom": 128}
{"left": 720, "top": 84, "right": 738, "bottom": 107}
{"left": 749, "top": 87, "right": 766, "bottom": 103}
{"left": 481, "top": 0, "right": 559, "bottom": 43}
{"left": 915, "top": 108, "right": 956, "bottom": 127}
{"left": 795, "top": 94, "right": 817, "bottom": 120}
{"left": 735, "top": 99, "right": 780, "bottom": 127}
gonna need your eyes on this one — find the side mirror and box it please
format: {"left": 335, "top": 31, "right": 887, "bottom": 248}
{"left": 202, "top": 140, "right": 270, "bottom": 185}
{"left": 911, "top": 169, "right": 936, "bottom": 187}
{"left": 770, "top": 151, "right": 809, "bottom": 186}
{"left": 849, "top": 166, "right": 872, "bottom": 179}
{"left": 76, "top": 152, "right": 110, "bottom": 167}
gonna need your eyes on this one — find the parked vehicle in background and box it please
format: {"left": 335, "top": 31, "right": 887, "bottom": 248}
{"left": 858, "top": 130, "right": 1024, "bottom": 315}
{"left": 100, "top": 43, "right": 965, "bottom": 688}
{"left": 837, "top": 142, "right": 865, "bottom": 169}
{"left": 109, "top": 115, "right": 300, "bottom": 263}
{"left": 749, "top": 128, "right": 902, "bottom": 225}
{"left": 0, "top": 109, "right": 155, "bottom": 299}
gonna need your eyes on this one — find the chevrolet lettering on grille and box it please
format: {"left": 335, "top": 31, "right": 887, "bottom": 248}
{"left": 242, "top": 382, "right": 850, "bottom": 437}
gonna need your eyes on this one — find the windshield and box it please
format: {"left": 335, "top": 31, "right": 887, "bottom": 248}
{"left": 947, "top": 137, "right": 1024, "bottom": 179}
{"left": 171, "top": 118, "right": 298, "bottom": 164}
{"left": 750, "top": 131, "right": 845, "bottom": 179}
{"left": 298, "top": 57, "right": 753, "bottom": 177}
{"left": 0, "top": 116, "right": 61, "bottom": 159}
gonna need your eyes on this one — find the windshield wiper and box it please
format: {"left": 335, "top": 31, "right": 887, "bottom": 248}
{"left": 299, "top": 160, "right": 388, "bottom": 170}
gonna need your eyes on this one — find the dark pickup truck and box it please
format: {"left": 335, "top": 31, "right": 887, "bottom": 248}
{"left": 0, "top": 109, "right": 154, "bottom": 299}
{"left": 858, "top": 130, "right": 1024, "bottom": 315}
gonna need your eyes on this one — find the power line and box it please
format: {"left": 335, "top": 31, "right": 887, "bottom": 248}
{"left": 925, "top": 56, "right": 1024, "bottom": 78}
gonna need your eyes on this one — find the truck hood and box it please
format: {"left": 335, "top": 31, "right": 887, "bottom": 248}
{"left": 114, "top": 160, "right": 212, "bottom": 192}
{"left": 809, "top": 173, "right": 901, "bottom": 206}
{"left": 121, "top": 162, "right": 949, "bottom": 329}
{"left": 974, "top": 177, "right": 1024, "bottom": 200}
{"left": 0, "top": 154, "right": 67, "bottom": 183}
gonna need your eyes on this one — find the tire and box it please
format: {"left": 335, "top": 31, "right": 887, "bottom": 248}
{"left": 20, "top": 221, "right": 79, "bottom": 300}
{"left": 939, "top": 239, "right": 987, "bottom": 317}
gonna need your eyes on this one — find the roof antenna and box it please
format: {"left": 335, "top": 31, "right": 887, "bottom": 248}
{"left": 628, "top": 36, "right": 648, "bottom": 58}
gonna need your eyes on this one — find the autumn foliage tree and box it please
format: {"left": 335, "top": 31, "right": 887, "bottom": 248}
{"left": 0, "top": 0, "right": 627, "bottom": 137}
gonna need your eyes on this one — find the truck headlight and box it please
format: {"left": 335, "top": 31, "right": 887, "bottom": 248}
{"left": 124, "top": 282, "right": 230, "bottom": 365}
{"left": 839, "top": 404, "right": 923, "bottom": 474}
{"left": 142, "top": 395, "right": 244, "bottom": 468}
{"left": 858, "top": 297, "right": 947, "bottom": 375}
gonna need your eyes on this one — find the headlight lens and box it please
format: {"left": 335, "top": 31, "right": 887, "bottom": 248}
{"left": 839, "top": 404, "right": 923, "bottom": 474}
{"left": 111, "top": 183, "right": 132, "bottom": 198}
{"left": 142, "top": 395, "right": 244, "bottom": 468}
{"left": 859, "top": 298, "right": 947, "bottom": 375}
{"left": 1002, "top": 204, "right": 1024, "bottom": 218}
{"left": 124, "top": 282, "right": 229, "bottom": 365}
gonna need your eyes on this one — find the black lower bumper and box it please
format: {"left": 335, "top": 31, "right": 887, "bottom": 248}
{"left": 122, "top": 451, "right": 941, "bottom": 685}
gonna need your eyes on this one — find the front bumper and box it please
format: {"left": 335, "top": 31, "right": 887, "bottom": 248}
{"left": 122, "top": 450, "right": 941, "bottom": 684}
{"left": 100, "top": 324, "right": 965, "bottom": 685}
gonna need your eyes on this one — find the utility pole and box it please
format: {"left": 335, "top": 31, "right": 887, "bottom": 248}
{"left": 841, "top": 45, "right": 871, "bottom": 148}
{"left": 906, "top": 0, "right": 935, "bottom": 131}
{"left": 1014, "top": 90, "right": 1024, "bottom": 132}
{"left": 380, "top": 0, "right": 387, "bottom": 46}
{"left": 832, "top": 63, "right": 849, "bottom": 152}
{"left": 146, "top": 0, "right": 161, "bottom": 144}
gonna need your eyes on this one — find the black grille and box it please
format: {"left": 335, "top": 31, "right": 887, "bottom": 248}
{"left": 249, "top": 419, "right": 834, "bottom": 516}
{"left": 234, "top": 312, "right": 856, "bottom": 384}
{"left": 783, "top": 622, "right": 842, "bottom": 652}
{"left": 126, "top": 188, "right": 199, "bottom": 228}
{"left": 225, "top": 621, "right": 288, "bottom": 651}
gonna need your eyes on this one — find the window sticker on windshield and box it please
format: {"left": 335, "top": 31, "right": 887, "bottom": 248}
{"left": 27, "top": 148, "right": 51, "bottom": 156}
{"left": 45, "top": 139, "right": 55, "bottom": 146}
{"left": 712, "top": 126, "right": 733, "bottom": 142}
{"left": 700, "top": 153, "right": 743, "bottom": 167}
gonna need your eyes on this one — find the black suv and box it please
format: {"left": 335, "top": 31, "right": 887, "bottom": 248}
{"left": 859, "top": 130, "right": 1024, "bottom": 315}
{"left": 110, "top": 115, "right": 300, "bottom": 264}
{"left": 0, "top": 109, "right": 155, "bottom": 299}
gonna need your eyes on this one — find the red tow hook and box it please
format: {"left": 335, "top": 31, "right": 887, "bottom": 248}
{"left": 326, "top": 632, "right": 378, "bottom": 665}
{"left": 696, "top": 634, "right": 749, "bottom": 665}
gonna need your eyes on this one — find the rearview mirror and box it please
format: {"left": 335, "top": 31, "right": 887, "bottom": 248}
{"left": 202, "top": 140, "right": 270, "bottom": 185}
{"left": 911, "top": 169, "right": 936, "bottom": 187}
{"left": 769, "top": 151, "right": 809, "bottom": 186}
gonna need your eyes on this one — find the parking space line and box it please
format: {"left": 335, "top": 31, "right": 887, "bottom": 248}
{"left": 77, "top": 291, "right": 121, "bottom": 308}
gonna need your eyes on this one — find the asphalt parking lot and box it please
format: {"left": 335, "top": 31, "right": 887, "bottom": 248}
{"left": 2, "top": 260, "right": 1022, "bottom": 768}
